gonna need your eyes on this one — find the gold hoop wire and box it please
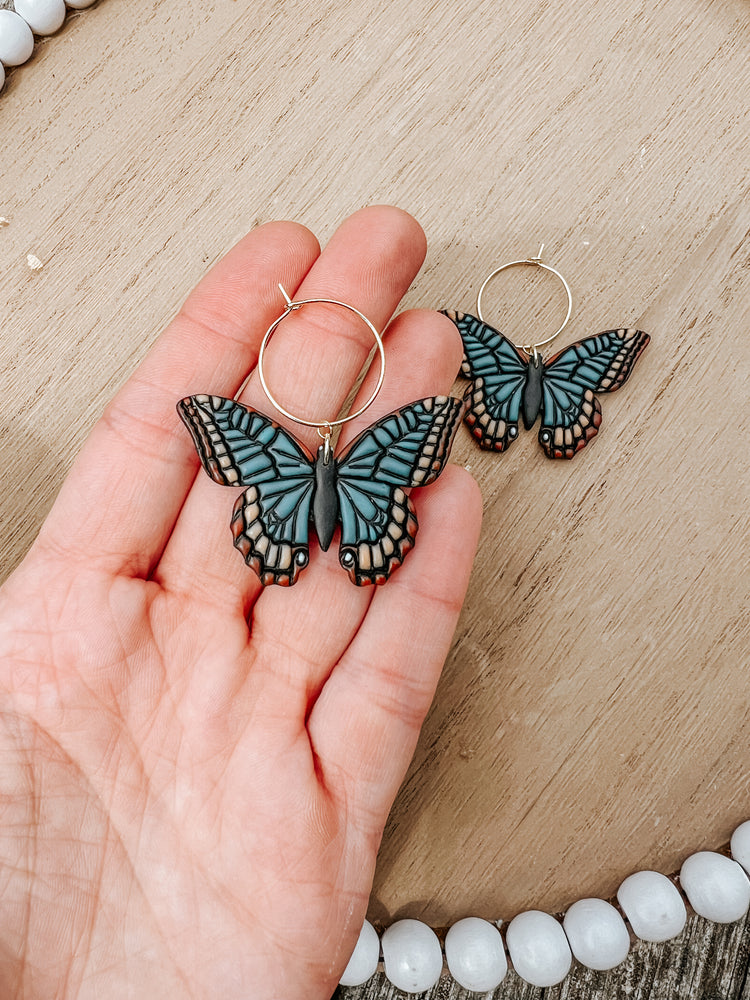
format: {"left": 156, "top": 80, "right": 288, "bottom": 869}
{"left": 253, "top": 284, "right": 386, "bottom": 431}
{"left": 475, "top": 246, "right": 573, "bottom": 354}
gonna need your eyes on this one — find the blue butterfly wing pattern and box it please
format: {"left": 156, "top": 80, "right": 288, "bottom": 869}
{"left": 441, "top": 310, "right": 527, "bottom": 451}
{"left": 538, "top": 328, "right": 650, "bottom": 458}
{"left": 177, "top": 395, "right": 315, "bottom": 585}
{"left": 335, "top": 395, "right": 465, "bottom": 585}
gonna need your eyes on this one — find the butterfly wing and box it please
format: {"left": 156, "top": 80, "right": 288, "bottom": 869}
{"left": 334, "top": 395, "right": 465, "bottom": 585}
{"left": 177, "top": 394, "right": 315, "bottom": 585}
{"left": 538, "top": 328, "right": 650, "bottom": 459}
{"left": 441, "top": 310, "right": 528, "bottom": 451}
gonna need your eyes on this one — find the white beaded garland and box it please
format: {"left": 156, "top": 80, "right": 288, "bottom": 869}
{"left": 371, "top": 822, "right": 750, "bottom": 992}
{"left": 562, "top": 897, "right": 630, "bottom": 971}
{"left": 14, "top": 0, "right": 66, "bottom": 35}
{"left": 0, "top": 9, "right": 34, "bottom": 65}
{"left": 381, "top": 919, "right": 443, "bottom": 994}
{"left": 339, "top": 920, "right": 380, "bottom": 987}
{"left": 505, "top": 910, "right": 572, "bottom": 988}
{"left": 617, "top": 870, "right": 687, "bottom": 942}
{"left": 444, "top": 917, "right": 508, "bottom": 992}
{"left": 0, "top": 0, "right": 99, "bottom": 93}
{"left": 680, "top": 851, "right": 750, "bottom": 924}
{"left": 730, "top": 820, "right": 750, "bottom": 875}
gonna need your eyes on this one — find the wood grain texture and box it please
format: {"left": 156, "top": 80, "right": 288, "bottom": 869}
{"left": 1, "top": 0, "right": 749, "bottom": 997}
{"left": 337, "top": 910, "right": 750, "bottom": 999}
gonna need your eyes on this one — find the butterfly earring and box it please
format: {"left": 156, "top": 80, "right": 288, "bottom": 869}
{"left": 178, "top": 285, "right": 466, "bottom": 586}
{"left": 441, "top": 247, "right": 650, "bottom": 459}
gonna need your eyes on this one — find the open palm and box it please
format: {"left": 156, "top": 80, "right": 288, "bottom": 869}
{"left": 0, "top": 207, "right": 481, "bottom": 999}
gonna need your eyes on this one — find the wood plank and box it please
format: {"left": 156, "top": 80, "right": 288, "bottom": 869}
{"left": 376, "top": 197, "right": 750, "bottom": 921}
{"left": 1, "top": 2, "right": 749, "bottom": 995}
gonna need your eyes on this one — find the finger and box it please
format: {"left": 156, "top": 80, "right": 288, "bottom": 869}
{"left": 243, "top": 309, "right": 465, "bottom": 722}
{"left": 307, "top": 464, "right": 483, "bottom": 835}
{"left": 36, "top": 222, "right": 321, "bottom": 577}
{"left": 239, "top": 205, "right": 430, "bottom": 455}
{"left": 155, "top": 206, "right": 429, "bottom": 608}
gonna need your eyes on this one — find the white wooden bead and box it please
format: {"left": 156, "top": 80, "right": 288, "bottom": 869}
{"left": 381, "top": 919, "right": 443, "bottom": 994}
{"left": 0, "top": 10, "right": 34, "bottom": 65}
{"left": 730, "top": 820, "right": 750, "bottom": 875}
{"left": 0, "top": 61, "right": 4, "bottom": 92}
{"left": 562, "top": 898, "right": 630, "bottom": 971}
{"left": 505, "top": 910, "right": 572, "bottom": 988}
{"left": 444, "top": 917, "right": 508, "bottom": 992}
{"left": 14, "top": 0, "right": 66, "bottom": 35}
{"left": 65, "top": 0, "right": 97, "bottom": 8}
{"left": 617, "top": 870, "right": 687, "bottom": 942}
{"left": 680, "top": 851, "right": 750, "bottom": 923}
{"left": 339, "top": 920, "right": 380, "bottom": 987}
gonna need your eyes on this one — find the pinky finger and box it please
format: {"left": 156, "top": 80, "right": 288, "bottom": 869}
{"left": 307, "top": 464, "right": 483, "bottom": 835}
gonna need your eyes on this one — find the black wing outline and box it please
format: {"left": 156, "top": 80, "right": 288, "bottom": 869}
{"left": 442, "top": 310, "right": 527, "bottom": 451}
{"left": 178, "top": 395, "right": 315, "bottom": 585}
{"left": 335, "top": 395, "right": 465, "bottom": 584}
{"left": 538, "top": 329, "right": 650, "bottom": 458}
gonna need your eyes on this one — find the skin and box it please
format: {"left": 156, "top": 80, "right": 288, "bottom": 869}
{"left": 0, "top": 206, "right": 482, "bottom": 1000}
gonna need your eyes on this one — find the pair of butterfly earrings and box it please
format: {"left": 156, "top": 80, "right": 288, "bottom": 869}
{"left": 178, "top": 251, "right": 650, "bottom": 587}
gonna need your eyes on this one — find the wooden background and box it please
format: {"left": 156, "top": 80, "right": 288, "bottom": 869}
{"left": 1, "top": 0, "right": 749, "bottom": 994}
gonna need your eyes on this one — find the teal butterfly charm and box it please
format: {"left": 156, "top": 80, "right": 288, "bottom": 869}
{"left": 442, "top": 311, "right": 650, "bottom": 459}
{"left": 178, "top": 394, "right": 465, "bottom": 586}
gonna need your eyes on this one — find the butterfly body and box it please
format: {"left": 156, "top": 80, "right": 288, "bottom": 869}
{"left": 521, "top": 355, "right": 545, "bottom": 430}
{"left": 442, "top": 310, "right": 650, "bottom": 459}
{"left": 312, "top": 446, "right": 339, "bottom": 552}
{"left": 178, "top": 393, "right": 464, "bottom": 586}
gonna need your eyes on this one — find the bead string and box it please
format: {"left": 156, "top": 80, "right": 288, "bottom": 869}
{"left": 341, "top": 820, "right": 750, "bottom": 992}
{"left": 0, "top": 0, "right": 99, "bottom": 94}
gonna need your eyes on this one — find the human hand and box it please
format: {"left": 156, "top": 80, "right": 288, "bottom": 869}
{"left": 0, "top": 206, "right": 482, "bottom": 999}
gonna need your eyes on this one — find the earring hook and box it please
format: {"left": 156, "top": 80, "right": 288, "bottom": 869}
{"left": 475, "top": 247, "right": 573, "bottom": 355}
{"left": 248, "top": 287, "right": 386, "bottom": 436}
